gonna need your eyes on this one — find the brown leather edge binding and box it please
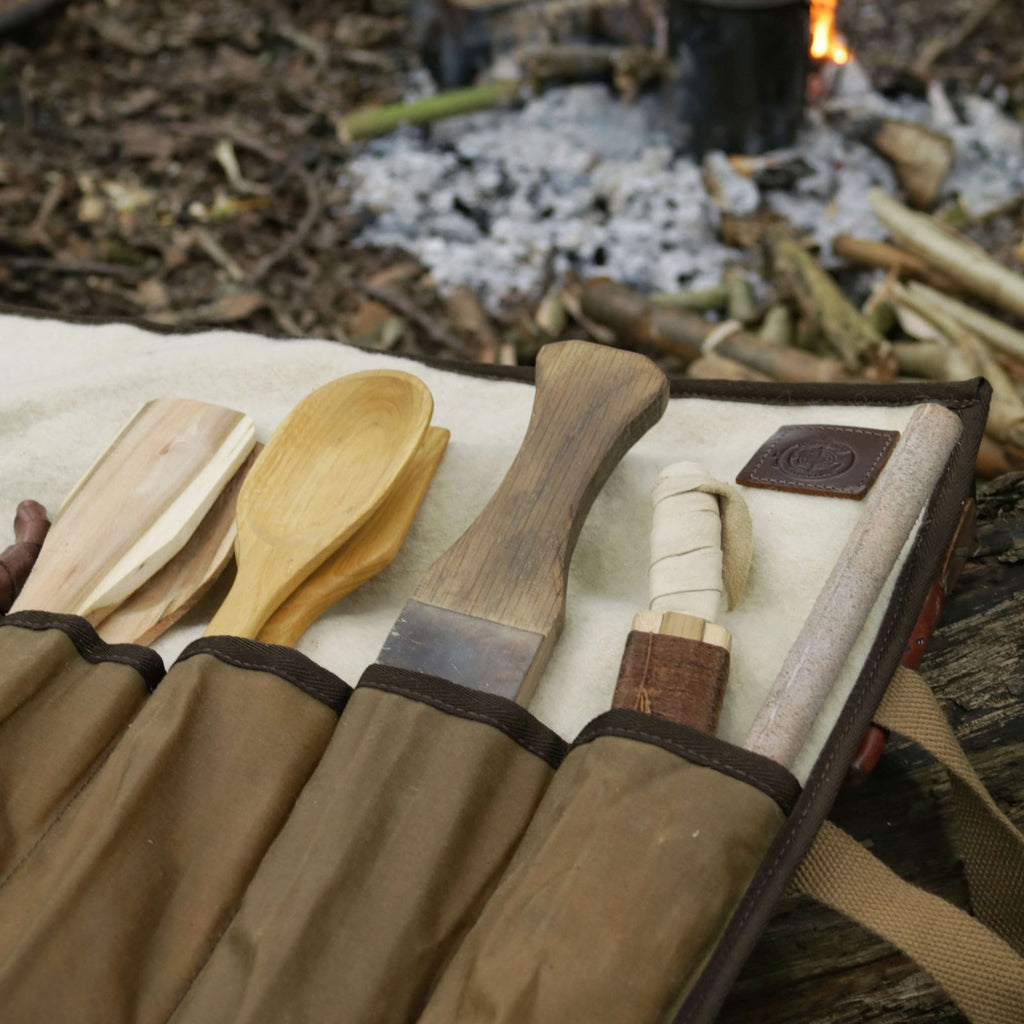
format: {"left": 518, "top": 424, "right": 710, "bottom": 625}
{"left": 360, "top": 663, "right": 568, "bottom": 770}
{"left": 0, "top": 610, "right": 166, "bottom": 690}
{"left": 177, "top": 636, "right": 351, "bottom": 715}
{"left": 575, "top": 708, "right": 801, "bottom": 816}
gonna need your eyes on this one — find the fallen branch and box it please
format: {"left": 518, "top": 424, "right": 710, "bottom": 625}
{"left": 902, "top": 281, "right": 1024, "bottom": 364}
{"left": 651, "top": 284, "right": 727, "bottom": 312}
{"left": 520, "top": 44, "right": 668, "bottom": 101}
{"left": 765, "top": 228, "right": 896, "bottom": 378}
{"left": 890, "top": 281, "right": 1024, "bottom": 448}
{"left": 686, "top": 353, "right": 771, "bottom": 382}
{"left": 892, "top": 341, "right": 977, "bottom": 381}
{"left": 580, "top": 277, "right": 852, "bottom": 382}
{"left": 339, "top": 80, "right": 519, "bottom": 143}
{"left": 833, "top": 234, "right": 960, "bottom": 293}
{"left": 870, "top": 189, "right": 1024, "bottom": 321}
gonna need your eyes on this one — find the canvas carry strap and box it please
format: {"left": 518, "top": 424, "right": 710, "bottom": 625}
{"left": 793, "top": 667, "right": 1024, "bottom": 1024}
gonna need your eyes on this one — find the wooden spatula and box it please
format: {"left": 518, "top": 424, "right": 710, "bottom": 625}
{"left": 205, "top": 370, "right": 433, "bottom": 640}
{"left": 377, "top": 340, "right": 669, "bottom": 705}
{"left": 94, "top": 445, "right": 260, "bottom": 646}
{"left": 257, "top": 426, "right": 449, "bottom": 647}
{"left": 12, "top": 399, "right": 256, "bottom": 621}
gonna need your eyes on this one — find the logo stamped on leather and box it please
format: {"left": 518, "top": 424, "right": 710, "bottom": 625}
{"left": 736, "top": 424, "right": 900, "bottom": 499}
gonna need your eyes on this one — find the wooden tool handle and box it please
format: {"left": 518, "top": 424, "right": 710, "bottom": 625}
{"left": 0, "top": 501, "right": 50, "bottom": 614}
{"left": 415, "top": 340, "right": 669, "bottom": 641}
{"left": 648, "top": 461, "right": 726, "bottom": 621}
{"left": 613, "top": 460, "right": 747, "bottom": 731}
{"left": 613, "top": 615, "right": 730, "bottom": 732}
{"left": 744, "top": 402, "right": 963, "bottom": 771}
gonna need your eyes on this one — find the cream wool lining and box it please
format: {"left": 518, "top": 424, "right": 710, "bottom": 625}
{"left": 1, "top": 316, "right": 927, "bottom": 782}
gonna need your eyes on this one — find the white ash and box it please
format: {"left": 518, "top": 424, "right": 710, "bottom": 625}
{"left": 826, "top": 64, "right": 1024, "bottom": 220}
{"left": 344, "top": 75, "right": 1024, "bottom": 310}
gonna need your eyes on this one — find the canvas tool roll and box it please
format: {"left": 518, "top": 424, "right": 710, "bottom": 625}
{"left": 0, "top": 611, "right": 162, "bottom": 880}
{"left": 0, "top": 313, "right": 1017, "bottom": 1022}
{"left": 167, "top": 663, "right": 566, "bottom": 1024}
{"left": 0, "top": 629, "right": 349, "bottom": 1024}
{"left": 416, "top": 709, "right": 800, "bottom": 1024}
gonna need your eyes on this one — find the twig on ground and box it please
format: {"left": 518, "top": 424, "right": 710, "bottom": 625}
{"left": 338, "top": 80, "right": 520, "bottom": 143}
{"left": 8, "top": 256, "right": 144, "bottom": 278}
{"left": 912, "top": 0, "right": 1006, "bottom": 80}
{"left": 356, "top": 281, "right": 473, "bottom": 358}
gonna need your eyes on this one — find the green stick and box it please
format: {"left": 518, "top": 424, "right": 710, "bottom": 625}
{"left": 340, "top": 81, "right": 520, "bottom": 142}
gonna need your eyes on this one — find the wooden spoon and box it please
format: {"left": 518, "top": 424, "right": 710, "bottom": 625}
{"left": 205, "top": 370, "right": 433, "bottom": 640}
{"left": 95, "top": 445, "right": 260, "bottom": 646}
{"left": 257, "top": 426, "right": 449, "bottom": 647}
{"left": 12, "top": 399, "right": 255, "bottom": 621}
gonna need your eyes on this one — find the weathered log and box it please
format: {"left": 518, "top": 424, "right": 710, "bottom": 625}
{"left": 766, "top": 228, "right": 897, "bottom": 378}
{"left": 870, "top": 189, "right": 1024, "bottom": 321}
{"left": 722, "top": 471, "right": 1024, "bottom": 1024}
{"left": 580, "top": 278, "right": 853, "bottom": 383}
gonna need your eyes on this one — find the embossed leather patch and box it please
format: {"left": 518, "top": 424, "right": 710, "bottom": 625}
{"left": 736, "top": 424, "right": 900, "bottom": 499}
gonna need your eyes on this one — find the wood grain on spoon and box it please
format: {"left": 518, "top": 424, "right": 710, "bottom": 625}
{"left": 205, "top": 370, "right": 433, "bottom": 640}
{"left": 95, "top": 445, "right": 261, "bottom": 646}
{"left": 12, "top": 399, "right": 256, "bottom": 621}
{"left": 257, "top": 427, "right": 449, "bottom": 647}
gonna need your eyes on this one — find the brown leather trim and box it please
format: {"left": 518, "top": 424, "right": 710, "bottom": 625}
{"left": 673, "top": 379, "right": 991, "bottom": 1023}
{"left": 359, "top": 663, "right": 568, "bottom": 770}
{"left": 574, "top": 710, "right": 801, "bottom": 815}
{"left": 177, "top": 637, "right": 350, "bottom": 714}
{"left": 0, "top": 610, "right": 165, "bottom": 689}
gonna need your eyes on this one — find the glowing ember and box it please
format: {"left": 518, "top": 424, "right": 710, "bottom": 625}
{"left": 810, "top": 0, "right": 850, "bottom": 65}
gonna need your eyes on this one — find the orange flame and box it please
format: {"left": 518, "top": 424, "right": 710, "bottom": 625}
{"left": 810, "top": 0, "right": 850, "bottom": 65}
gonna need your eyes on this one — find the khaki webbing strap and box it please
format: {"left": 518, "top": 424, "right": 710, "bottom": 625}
{"left": 876, "top": 666, "right": 1024, "bottom": 953}
{"left": 794, "top": 821, "right": 1024, "bottom": 1024}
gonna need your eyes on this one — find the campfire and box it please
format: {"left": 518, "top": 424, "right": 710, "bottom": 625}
{"left": 343, "top": 0, "right": 1024, "bottom": 478}
{"left": 810, "top": 0, "right": 849, "bottom": 66}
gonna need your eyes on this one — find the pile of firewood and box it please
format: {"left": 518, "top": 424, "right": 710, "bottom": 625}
{"left": 530, "top": 189, "right": 1024, "bottom": 479}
